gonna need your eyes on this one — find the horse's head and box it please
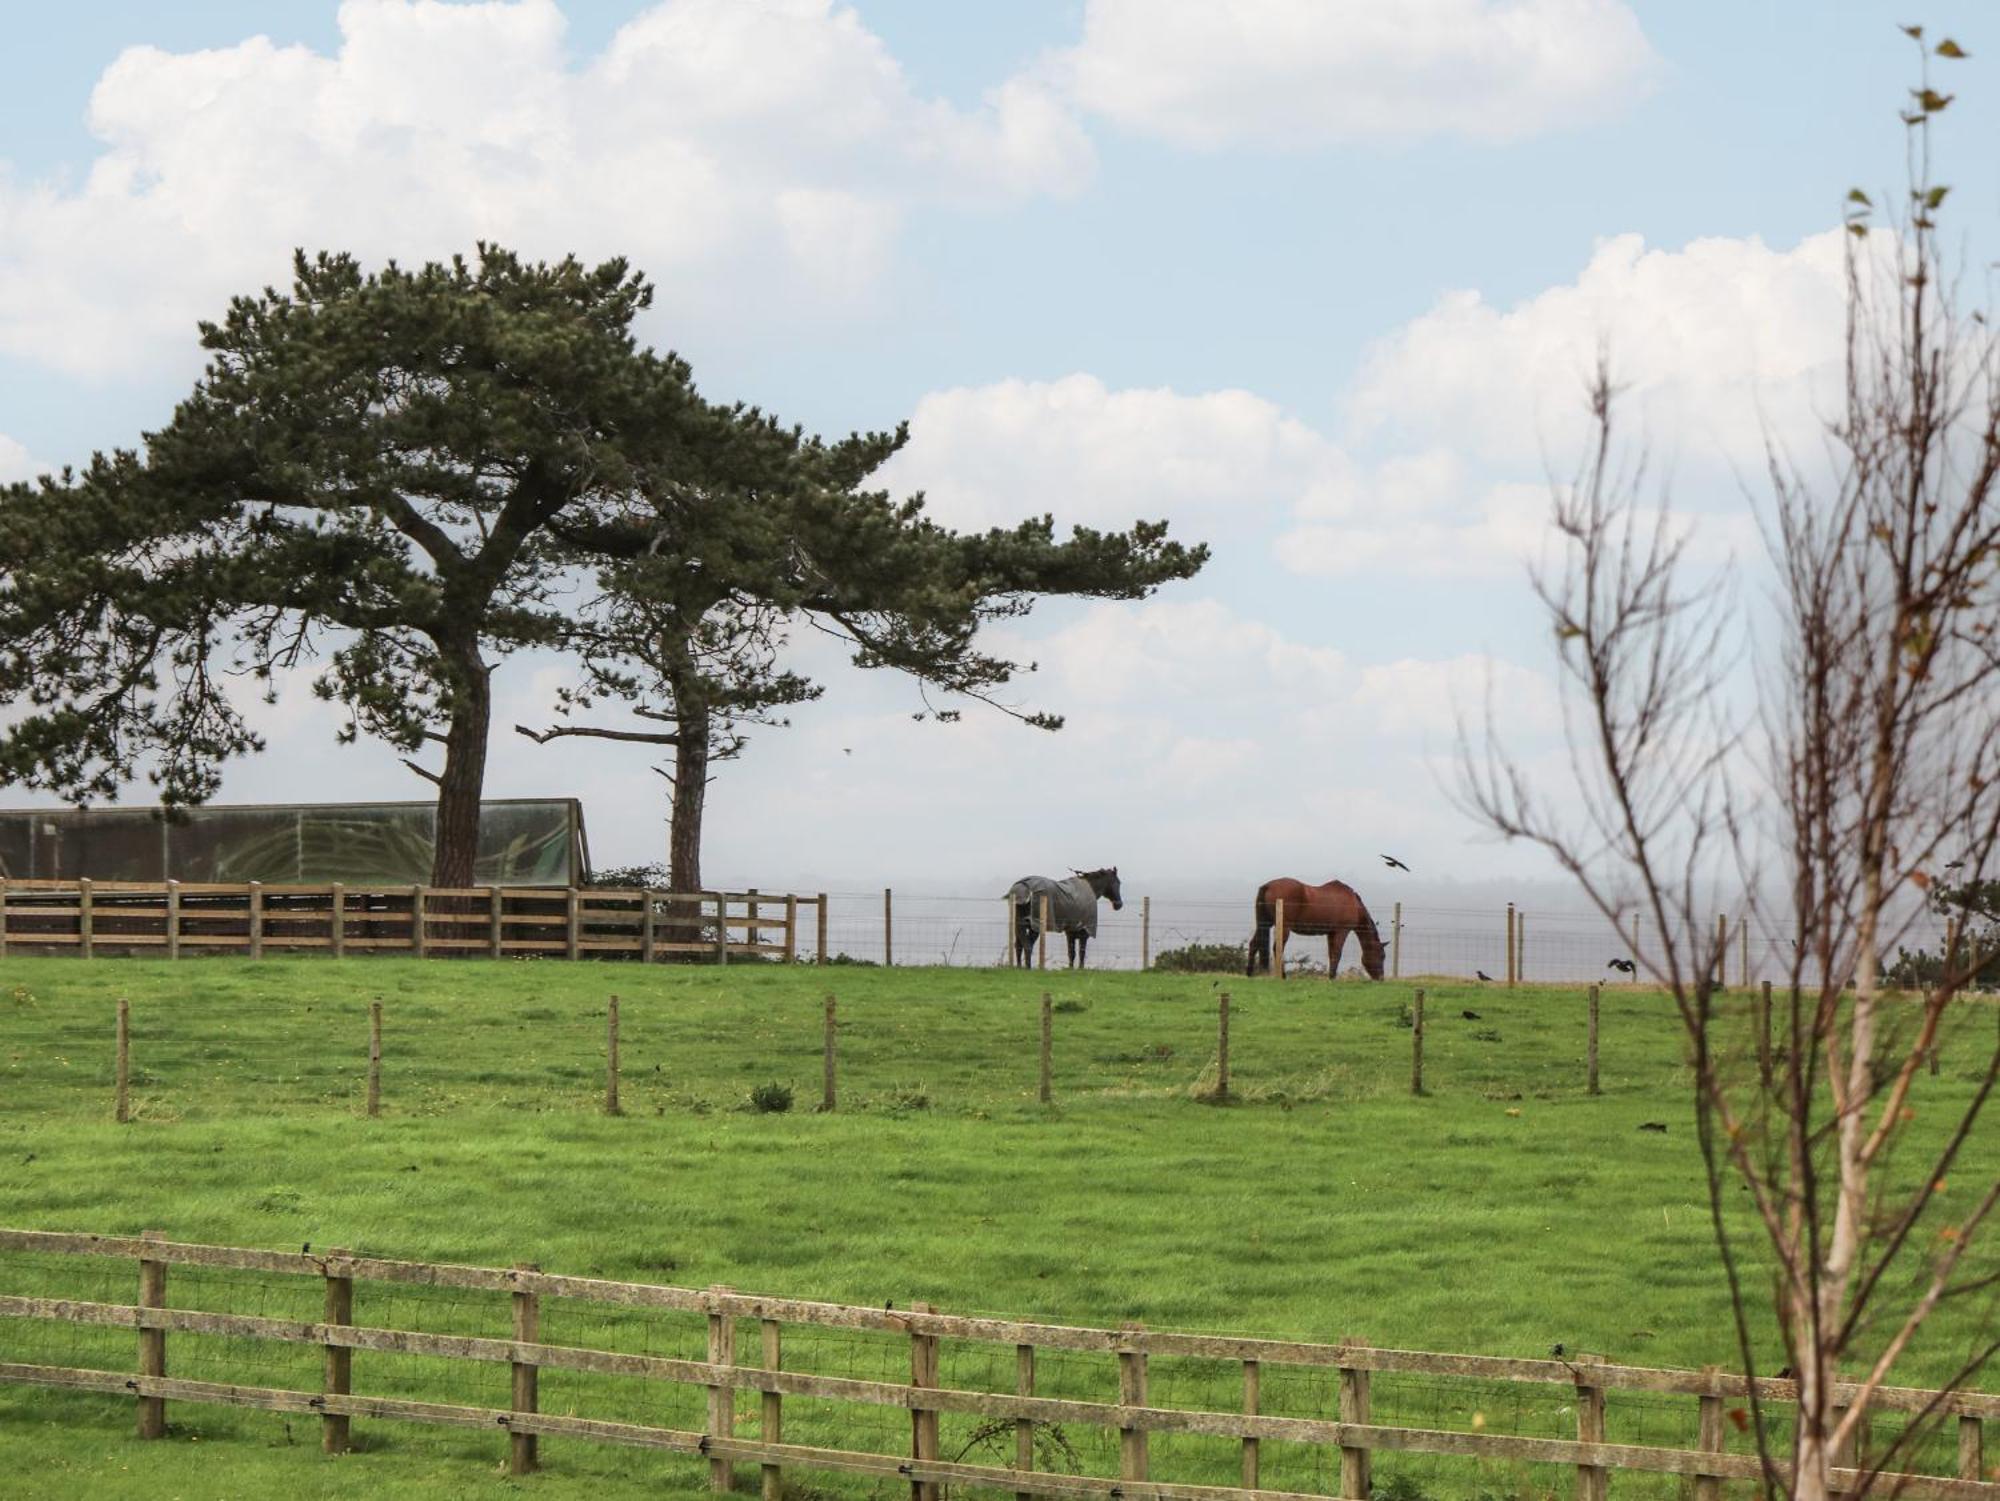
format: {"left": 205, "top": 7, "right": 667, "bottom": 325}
{"left": 1357, "top": 913, "right": 1387, "bottom": 980}
{"left": 1076, "top": 866, "right": 1123, "bottom": 910}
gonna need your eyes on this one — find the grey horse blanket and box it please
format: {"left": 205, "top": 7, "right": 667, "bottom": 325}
{"left": 1008, "top": 875, "right": 1101, "bottom": 937}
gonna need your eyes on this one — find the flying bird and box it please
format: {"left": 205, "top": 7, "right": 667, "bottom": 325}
{"left": 1606, "top": 958, "right": 1636, "bottom": 974}
{"left": 1475, "top": 970, "right": 1494, "bottom": 982}
{"left": 1380, "top": 854, "right": 1410, "bottom": 872}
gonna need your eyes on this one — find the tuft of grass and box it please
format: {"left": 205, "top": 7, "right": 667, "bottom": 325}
{"left": 748, "top": 1080, "right": 794, "bottom": 1113}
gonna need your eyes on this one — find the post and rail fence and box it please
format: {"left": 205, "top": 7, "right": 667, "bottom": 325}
{"left": 0, "top": 1229, "right": 1993, "bottom": 1500}
{"left": 0, "top": 879, "right": 825, "bottom": 965}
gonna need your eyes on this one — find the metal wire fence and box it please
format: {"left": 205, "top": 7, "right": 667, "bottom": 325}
{"left": 799, "top": 892, "right": 1961, "bottom": 988}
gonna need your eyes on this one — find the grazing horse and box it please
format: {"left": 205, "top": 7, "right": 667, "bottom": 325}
{"left": 1007, "top": 867, "right": 1123, "bottom": 968}
{"left": 1246, "top": 878, "right": 1385, "bottom": 980}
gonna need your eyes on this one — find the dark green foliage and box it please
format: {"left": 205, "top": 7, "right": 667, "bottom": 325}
{"left": 1150, "top": 942, "right": 1243, "bottom": 972}
{"left": 749, "top": 1081, "right": 795, "bottom": 1113}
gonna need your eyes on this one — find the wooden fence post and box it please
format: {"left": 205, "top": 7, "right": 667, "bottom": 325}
{"left": 747, "top": 888, "right": 761, "bottom": 953}
{"left": 641, "top": 889, "right": 656, "bottom": 965}
{"left": 1412, "top": 988, "right": 1425, "bottom": 1097}
{"left": 816, "top": 893, "right": 828, "bottom": 965}
{"left": 1038, "top": 894, "right": 1049, "bottom": 971}
{"left": 1630, "top": 910, "right": 1641, "bottom": 974}
{"left": 322, "top": 1247, "right": 353, "bottom": 1454}
{"left": 1960, "top": 1416, "right": 1985, "bottom": 1483}
{"left": 716, "top": 892, "right": 730, "bottom": 966}
{"left": 1739, "top": 916, "right": 1750, "bottom": 990}
{"left": 115, "top": 999, "right": 131, "bottom": 1124}
{"left": 1391, "top": 900, "right": 1402, "bottom": 979}
{"left": 784, "top": 895, "right": 798, "bottom": 964}
{"left": 1141, "top": 894, "right": 1151, "bottom": 971}
{"left": 510, "top": 1263, "right": 540, "bottom": 1475}
{"left": 605, "top": 996, "right": 622, "bottom": 1116}
{"left": 367, "top": 1002, "right": 382, "bottom": 1119}
{"left": 566, "top": 886, "right": 581, "bottom": 962}
{"left": 0, "top": 878, "right": 8, "bottom": 958}
{"left": 1758, "top": 980, "right": 1774, "bottom": 1086}
{"left": 707, "top": 1285, "right": 737, "bottom": 1493}
{"left": 1015, "top": 1343, "right": 1036, "bottom": 1501}
{"left": 1587, "top": 985, "right": 1601, "bottom": 1097}
{"left": 1695, "top": 1371, "right": 1724, "bottom": 1501}
{"left": 761, "top": 1317, "right": 784, "bottom": 1501}
{"left": 1339, "top": 1356, "right": 1372, "bottom": 1501}
{"left": 884, "top": 887, "right": 894, "bottom": 968}
{"left": 1118, "top": 1322, "right": 1148, "bottom": 1484}
{"left": 910, "top": 1301, "right": 940, "bottom": 1501}
{"left": 1714, "top": 913, "right": 1728, "bottom": 988}
{"left": 79, "top": 877, "right": 94, "bottom": 959}
{"left": 490, "top": 886, "right": 505, "bottom": 960}
{"left": 1273, "top": 898, "right": 1286, "bottom": 979}
{"left": 1241, "top": 1358, "right": 1261, "bottom": 1491}
{"left": 823, "top": 994, "right": 838, "bottom": 1112}
{"left": 248, "top": 880, "right": 264, "bottom": 960}
{"left": 411, "top": 885, "right": 427, "bottom": 958}
{"left": 1575, "top": 1356, "right": 1606, "bottom": 1501}
{"left": 137, "top": 1229, "right": 167, "bottom": 1439}
{"left": 328, "top": 882, "right": 342, "bottom": 960}
{"left": 1505, "top": 902, "right": 1516, "bottom": 987}
{"left": 1216, "top": 991, "right": 1231, "bottom": 1098}
{"left": 1039, "top": 992, "right": 1053, "bottom": 1105}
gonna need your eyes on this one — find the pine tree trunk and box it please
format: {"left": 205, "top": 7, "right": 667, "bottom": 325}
{"left": 668, "top": 707, "right": 710, "bottom": 894}
{"left": 430, "top": 645, "right": 493, "bottom": 890}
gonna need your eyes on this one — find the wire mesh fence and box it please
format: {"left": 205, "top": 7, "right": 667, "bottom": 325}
{"left": 803, "top": 891, "right": 1962, "bottom": 988}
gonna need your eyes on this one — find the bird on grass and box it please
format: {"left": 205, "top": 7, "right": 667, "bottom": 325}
{"left": 1639, "top": 1122, "right": 1668, "bottom": 1133}
{"left": 1461, "top": 1009, "right": 1482, "bottom": 1020}
{"left": 1380, "top": 854, "right": 1410, "bottom": 872}
{"left": 1606, "top": 958, "right": 1636, "bottom": 975}
{"left": 1475, "top": 970, "right": 1494, "bottom": 982}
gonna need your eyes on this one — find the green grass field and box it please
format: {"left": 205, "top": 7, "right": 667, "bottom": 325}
{"left": 1, "top": 957, "right": 1993, "bottom": 1499}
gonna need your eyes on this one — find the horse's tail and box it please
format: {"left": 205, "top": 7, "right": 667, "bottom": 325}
{"left": 1247, "top": 883, "right": 1274, "bottom": 977}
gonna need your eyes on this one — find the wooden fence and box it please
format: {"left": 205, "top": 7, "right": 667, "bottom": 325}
{"left": 0, "top": 879, "right": 825, "bottom": 963}
{"left": 0, "top": 1228, "right": 1993, "bottom": 1498}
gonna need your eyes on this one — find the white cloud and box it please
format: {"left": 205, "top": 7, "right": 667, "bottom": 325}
{"left": 879, "top": 373, "right": 1353, "bottom": 533}
{"left": 1348, "top": 229, "right": 1853, "bottom": 471}
{"left": 0, "top": 436, "right": 40, "bottom": 483}
{"left": 1273, "top": 228, "right": 1860, "bottom": 580}
{"left": 0, "top": 0, "right": 1094, "bottom": 377}
{"left": 1352, "top": 653, "right": 1561, "bottom": 737}
{"left": 1053, "top": 0, "right": 1657, "bottom": 149}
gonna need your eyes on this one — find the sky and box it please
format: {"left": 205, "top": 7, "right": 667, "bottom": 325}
{"left": 2, "top": 0, "right": 1997, "bottom": 904}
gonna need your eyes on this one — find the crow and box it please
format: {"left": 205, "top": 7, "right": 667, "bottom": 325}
{"left": 1461, "top": 1009, "right": 1482, "bottom": 1020}
{"left": 1606, "top": 958, "right": 1636, "bottom": 974}
{"left": 1639, "top": 1122, "right": 1668, "bottom": 1133}
{"left": 1550, "top": 1343, "right": 1565, "bottom": 1358}
{"left": 1475, "top": 970, "right": 1494, "bottom": 982}
{"left": 1380, "top": 854, "right": 1410, "bottom": 872}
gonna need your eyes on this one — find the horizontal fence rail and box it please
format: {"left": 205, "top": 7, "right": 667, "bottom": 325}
{"left": 1, "top": 1229, "right": 1994, "bottom": 1498}
{"left": 0, "top": 879, "right": 823, "bottom": 965}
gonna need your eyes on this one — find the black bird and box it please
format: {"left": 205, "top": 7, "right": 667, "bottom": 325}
{"left": 1550, "top": 1343, "right": 1565, "bottom": 1358}
{"left": 1606, "top": 958, "right": 1636, "bottom": 974}
{"left": 1380, "top": 854, "right": 1411, "bottom": 872}
{"left": 1639, "top": 1121, "right": 1668, "bottom": 1133}
{"left": 1461, "top": 1008, "right": 1482, "bottom": 1020}
{"left": 1475, "top": 970, "right": 1494, "bottom": 982}
{"left": 302, "top": 1242, "right": 311, "bottom": 1254}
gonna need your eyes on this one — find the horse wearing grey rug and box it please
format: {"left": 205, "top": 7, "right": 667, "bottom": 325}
{"left": 1007, "top": 867, "right": 1123, "bottom": 969}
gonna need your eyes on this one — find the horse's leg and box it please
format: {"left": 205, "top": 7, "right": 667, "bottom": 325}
{"left": 1327, "top": 929, "right": 1349, "bottom": 980}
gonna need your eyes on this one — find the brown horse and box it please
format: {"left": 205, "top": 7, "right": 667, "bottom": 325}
{"left": 1246, "top": 878, "right": 1385, "bottom": 979}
